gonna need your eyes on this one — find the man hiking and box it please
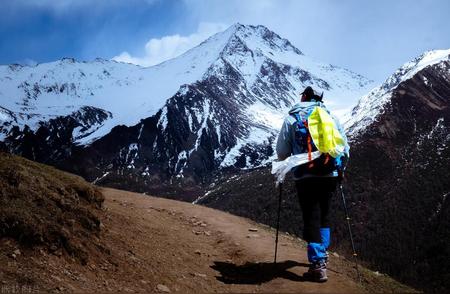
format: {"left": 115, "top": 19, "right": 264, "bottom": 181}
{"left": 275, "top": 86, "right": 349, "bottom": 282}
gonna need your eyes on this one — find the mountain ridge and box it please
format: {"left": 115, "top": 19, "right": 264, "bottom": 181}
{"left": 0, "top": 23, "right": 373, "bottom": 192}
{"left": 345, "top": 48, "right": 450, "bottom": 137}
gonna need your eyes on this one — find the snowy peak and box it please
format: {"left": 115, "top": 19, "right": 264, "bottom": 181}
{"left": 223, "top": 23, "right": 303, "bottom": 56}
{"left": 156, "top": 23, "right": 304, "bottom": 82}
{"left": 382, "top": 49, "right": 450, "bottom": 92}
{"left": 345, "top": 49, "right": 450, "bottom": 136}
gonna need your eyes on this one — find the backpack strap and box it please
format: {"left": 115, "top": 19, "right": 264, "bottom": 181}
{"left": 307, "top": 133, "right": 314, "bottom": 168}
{"left": 294, "top": 113, "right": 314, "bottom": 168}
{"left": 292, "top": 113, "right": 305, "bottom": 129}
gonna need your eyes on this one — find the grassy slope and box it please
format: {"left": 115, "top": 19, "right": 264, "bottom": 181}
{"left": 0, "top": 152, "right": 104, "bottom": 264}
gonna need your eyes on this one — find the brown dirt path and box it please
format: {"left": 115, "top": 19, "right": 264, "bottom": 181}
{"left": 1, "top": 187, "right": 415, "bottom": 293}
{"left": 99, "top": 188, "right": 367, "bottom": 293}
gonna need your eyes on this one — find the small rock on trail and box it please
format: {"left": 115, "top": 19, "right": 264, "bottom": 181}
{"left": 156, "top": 284, "right": 170, "bottom": 292}
{"left": 246, "top": 233, "right": 260, "bottom": 238}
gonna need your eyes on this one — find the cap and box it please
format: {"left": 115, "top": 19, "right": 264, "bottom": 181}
{"left": 301, "top": 86, "right": 323, "bottom": 102}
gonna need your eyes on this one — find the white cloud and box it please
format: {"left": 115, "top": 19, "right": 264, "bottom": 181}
{"left": 112, "top": 22, "right": 228, "bottom": 67}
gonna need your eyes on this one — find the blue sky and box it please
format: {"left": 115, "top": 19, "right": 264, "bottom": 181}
{"left": 1, "top": 0, "right": 449, "bottom": 82}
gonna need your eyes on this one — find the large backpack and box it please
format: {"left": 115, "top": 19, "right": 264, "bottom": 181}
{"left": 291, "top": 105, "right": 346, "bottom": 177}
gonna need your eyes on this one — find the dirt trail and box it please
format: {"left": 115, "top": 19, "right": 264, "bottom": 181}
{"left": 2, "top": 187, "right": 412, "bottom": 293}
{"left": 99, "top": 188, "right": 366, "bottom": 293}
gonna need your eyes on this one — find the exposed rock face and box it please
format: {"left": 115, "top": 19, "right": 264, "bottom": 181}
{"left": 3, "top": 106, "right": 111, "bottom": 163}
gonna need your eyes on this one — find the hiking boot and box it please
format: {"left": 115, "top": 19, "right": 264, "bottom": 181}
{"left": 303, "top": 261, "right": 328, "bottom": 283}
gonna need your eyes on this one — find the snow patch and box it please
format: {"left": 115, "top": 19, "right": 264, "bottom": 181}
{"left": 92, "top": 172, "right": 110, "bottom": 185}
{"left": 158, "top": 107, "right": 169, "bottom": 129}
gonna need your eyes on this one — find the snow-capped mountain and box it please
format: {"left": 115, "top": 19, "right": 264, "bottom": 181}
{"left": 345, "top": 49, "right": 450, "bottom": 137}
{"left": 0, "top": 24, "right": 373, "bottom": 196}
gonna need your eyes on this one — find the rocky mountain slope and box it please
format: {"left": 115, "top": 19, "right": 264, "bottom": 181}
{"left": 0, "top": 153, "right": 415, "bottom": 293}
{"left": 199, "top": 49, "right": 450, "bottom": 292}
{"left": 343, "top": 49, "right": 450, "bottom": 292}
{"left": 0, "top": 24, "right": 373, "bottom": 198}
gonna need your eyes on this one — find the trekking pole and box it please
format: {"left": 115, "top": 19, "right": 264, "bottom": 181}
{"left": 274, "top": 183, "right": 283, "bottom": 264}
{"left": 339, "top": 183, "right": 362, "bottom": 283}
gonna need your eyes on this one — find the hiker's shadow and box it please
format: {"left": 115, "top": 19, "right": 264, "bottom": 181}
{"left": 211, "top": 260, "right": 309, "bottom": 284}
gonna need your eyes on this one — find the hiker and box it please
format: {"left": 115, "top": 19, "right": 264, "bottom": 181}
{"left": 275, "top": 86, "right": 349, "bottom": 282}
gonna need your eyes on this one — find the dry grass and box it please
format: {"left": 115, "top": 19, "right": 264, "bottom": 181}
{"left": 0, "top": 152, "right": 104, "bottom": 264}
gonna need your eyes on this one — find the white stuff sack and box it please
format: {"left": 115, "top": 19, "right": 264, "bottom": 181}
{"left": 271, "top": 151, "right": 321, "bottom": 186}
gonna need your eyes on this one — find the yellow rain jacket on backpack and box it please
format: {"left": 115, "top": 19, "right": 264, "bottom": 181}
{"left": 307, "top": 106, "right": 346, "bottom": 158}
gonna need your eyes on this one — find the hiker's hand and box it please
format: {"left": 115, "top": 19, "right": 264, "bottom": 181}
{"left": 338, "top": 170, "right": 345, "bottom": 182}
